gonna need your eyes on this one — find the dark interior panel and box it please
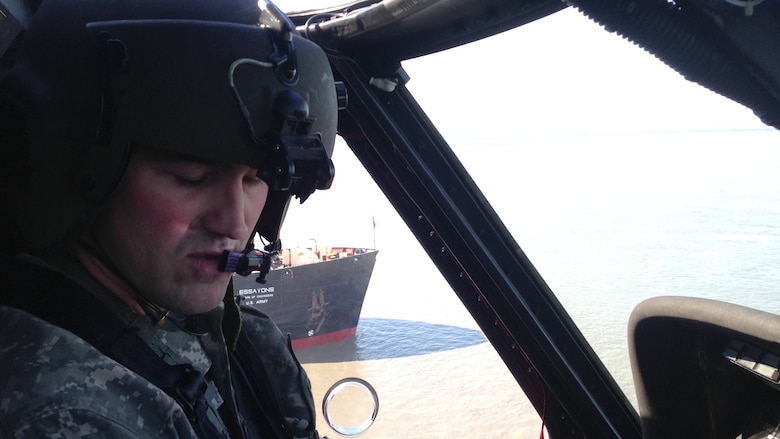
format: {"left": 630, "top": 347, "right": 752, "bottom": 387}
{"left": 630, "top": 296, "right": 780, "bottom": 438}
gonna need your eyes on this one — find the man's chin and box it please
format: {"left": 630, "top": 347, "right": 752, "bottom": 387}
{"left": 176, "top": 297, "right": 226, "bottom": 316}
{"left": 166, "top": 280, "right": 231, "bottom": 315}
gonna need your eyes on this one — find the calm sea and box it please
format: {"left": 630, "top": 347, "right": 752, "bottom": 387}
{"left": 286, "top": 129, "right": 780, "bottom": 438}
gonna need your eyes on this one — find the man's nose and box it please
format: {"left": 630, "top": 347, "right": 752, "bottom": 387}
{"left": 202, "top": 180, "right": 251, "bottom": 240}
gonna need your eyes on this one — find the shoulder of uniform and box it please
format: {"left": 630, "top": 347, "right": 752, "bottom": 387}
{"left": 0, "top": 306, "right": 197, "bottom": 438}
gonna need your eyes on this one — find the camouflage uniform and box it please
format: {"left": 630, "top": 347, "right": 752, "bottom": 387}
{"left": 0, "top": 306, "right": 199, "bottom": 438}
{"left": 0, "top": 254, "right": 317, "bottom": 438}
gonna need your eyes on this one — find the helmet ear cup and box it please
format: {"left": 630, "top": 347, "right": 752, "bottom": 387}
{"left": 0, "top": 34, "right": 133, "bottom": 253}
{"left": 0, "top": 89, "right": 30, "bottom": 255}
{"left": 0, "top": 88, "right": 31, "bottom": 188}
{"left": 0, "top": 66, "right": 113, "bottom": 253}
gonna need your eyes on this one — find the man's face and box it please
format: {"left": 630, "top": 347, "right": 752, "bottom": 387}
{"left": 92, "top": 146, "right": 269, "bottom": 315}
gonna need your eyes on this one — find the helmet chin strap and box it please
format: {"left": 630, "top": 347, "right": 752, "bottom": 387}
{"left": 135, "top": 295, "right": 209, "bottom": 336}
{"left": 74, "top": 231, "right": 209, "bottom": 334}
{"left": 69, "top": 232, "right": 146, "bottom": 316}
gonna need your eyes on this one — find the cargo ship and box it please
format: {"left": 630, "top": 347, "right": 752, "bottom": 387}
{"left": 233, "top": 246, "right": 378, "bottom": 350}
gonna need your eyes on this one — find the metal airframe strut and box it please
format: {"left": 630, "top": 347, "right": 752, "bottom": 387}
{"left": 330, "top": 56, "right": 643, "bottom": 438}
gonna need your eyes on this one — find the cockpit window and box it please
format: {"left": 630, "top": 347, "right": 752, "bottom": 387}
{"left": 279, "top": 6, "right": 780, "bottom": 438}
{"left": 401, "top": 7, "right": 780, "bottom": 408}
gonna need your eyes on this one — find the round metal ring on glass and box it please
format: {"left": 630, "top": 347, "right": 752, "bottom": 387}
{"left": 322, "top": 377, "right": 379, "bottom": 436}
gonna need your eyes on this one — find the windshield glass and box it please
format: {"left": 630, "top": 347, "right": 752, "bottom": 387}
{"left": 401, "top": 5, "right": 780, "bottom": 410}
{"left": 278, "top": 137, "right": 538, "bottom": 436}
{"left": 274, "top": 6, "right": 780, "bottom": 438}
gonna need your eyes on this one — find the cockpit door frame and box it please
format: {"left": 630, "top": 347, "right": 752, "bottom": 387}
{"left": 329, "top": 54, "right": 642, "bottom": 438}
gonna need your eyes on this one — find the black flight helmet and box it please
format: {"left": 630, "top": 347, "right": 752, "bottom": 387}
{"left": 0, "top": 0, "right": 338, "bottom": 254}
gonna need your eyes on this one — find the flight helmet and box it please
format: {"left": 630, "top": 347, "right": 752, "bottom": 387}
{"left": 0, "top": 0, "right": 338, "bottom": 254}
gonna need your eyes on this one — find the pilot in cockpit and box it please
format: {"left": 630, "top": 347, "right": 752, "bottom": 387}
{"left": 0, "top": 0, "right": 337, "bottom": 437}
